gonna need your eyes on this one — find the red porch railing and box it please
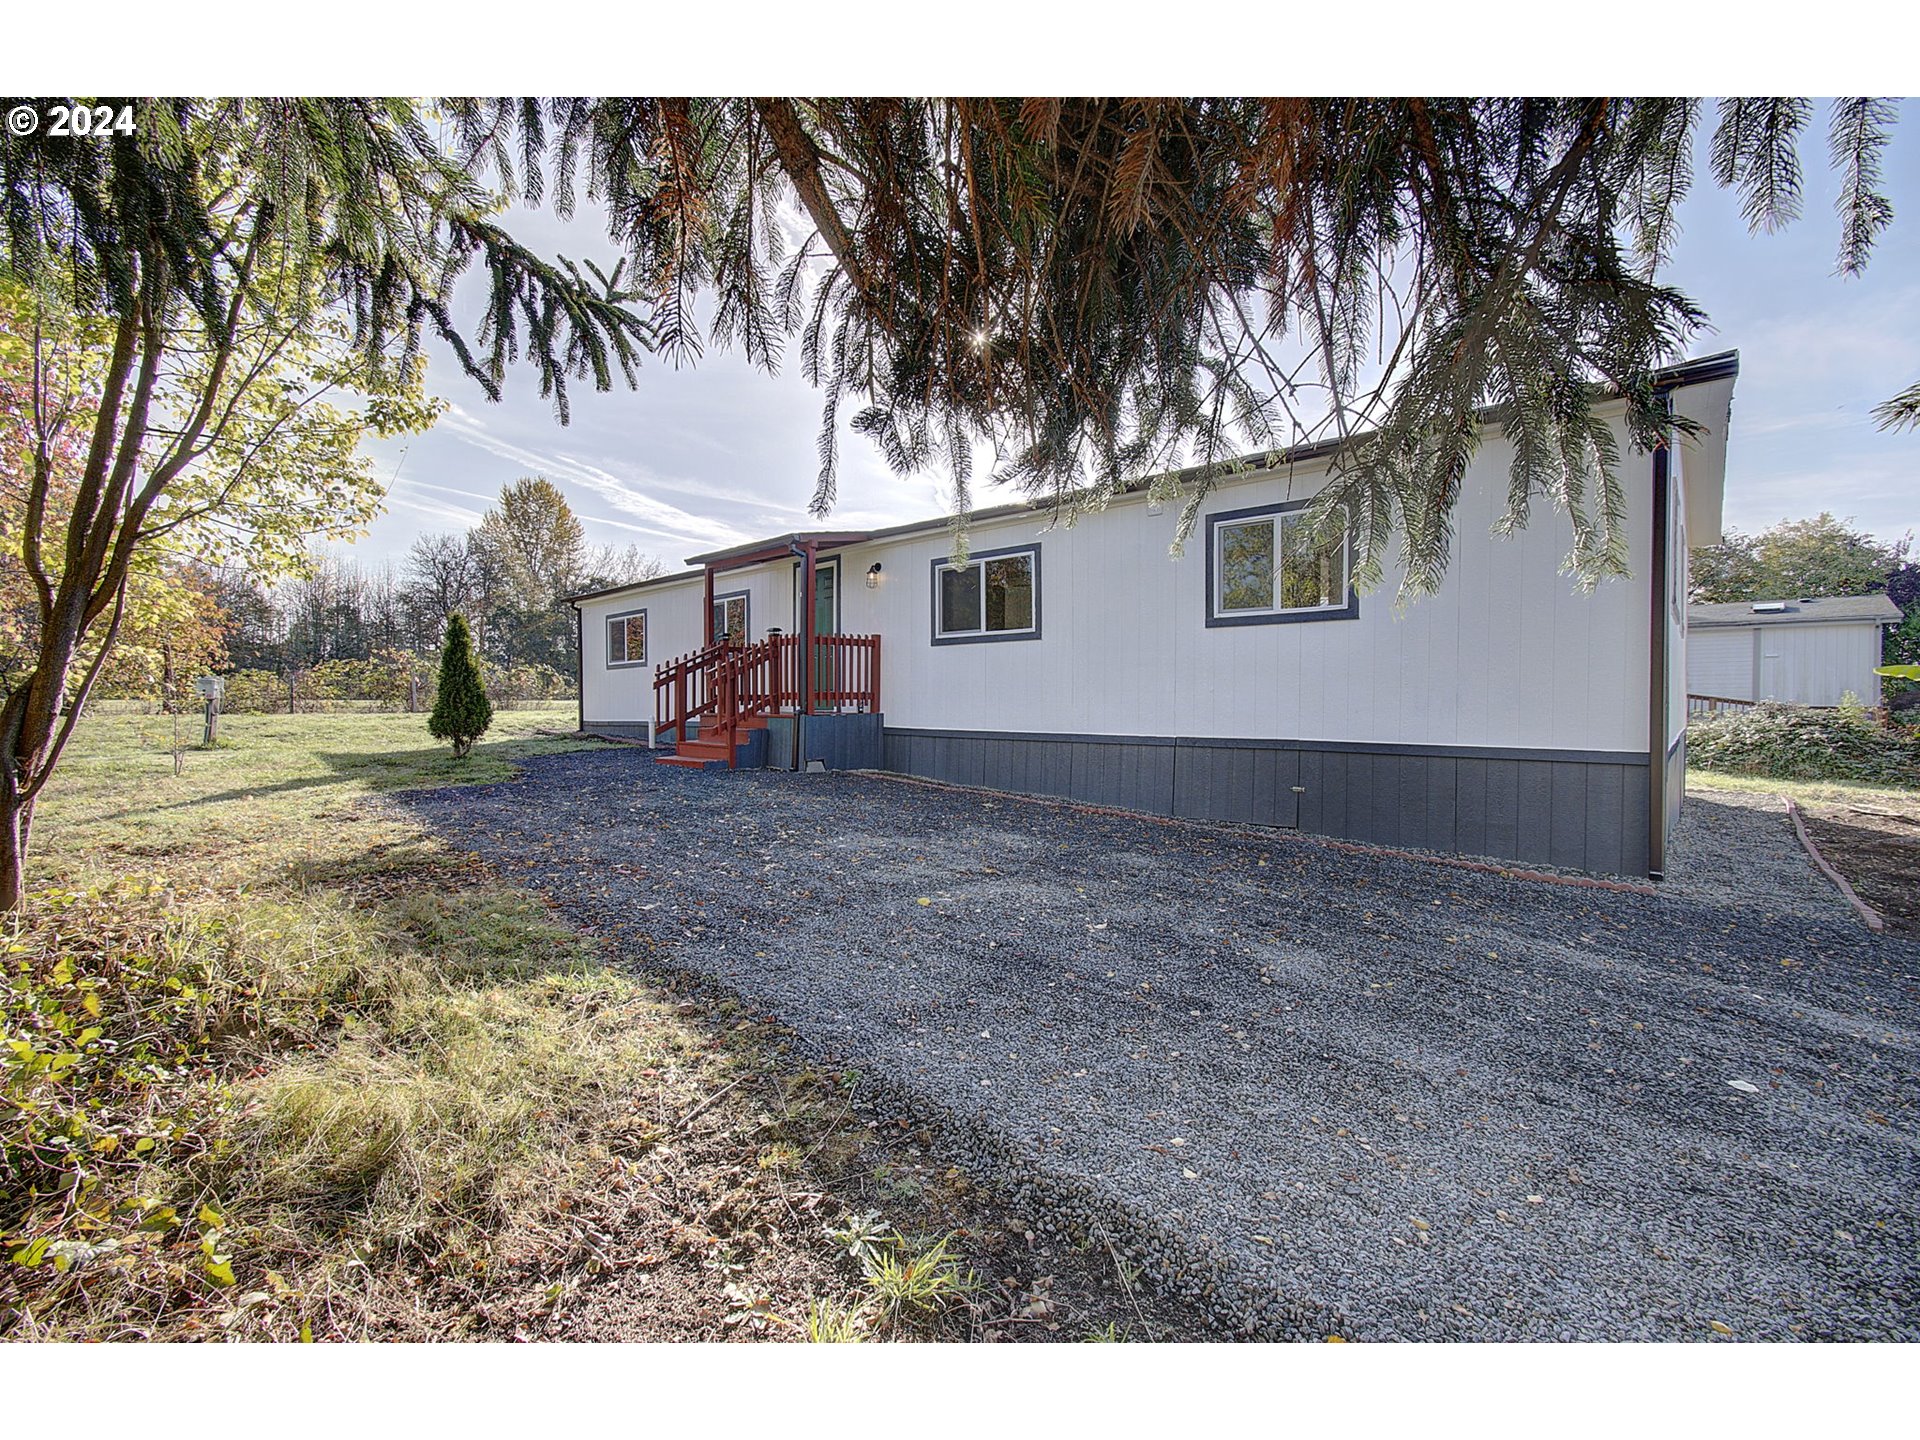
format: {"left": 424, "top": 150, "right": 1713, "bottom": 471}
{"left": 654, "top": 633, "right": 882, "bottom": 763}
{"left": 805, "top": 633, "right": 881, "bottom": 713}
{"left": 653, "top": 638, "right": 735, "bottom": 744}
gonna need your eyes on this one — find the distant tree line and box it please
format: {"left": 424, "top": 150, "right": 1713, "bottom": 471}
{"left": 125, "top": 478, "right": 660, "bottom": 713}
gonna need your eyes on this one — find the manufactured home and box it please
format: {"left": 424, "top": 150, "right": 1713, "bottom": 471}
{"left": 569, "top": 352, "right": 1739, "bottom": 879}
{"left": 1686, "top": 593, "right": 1902, "bottom": 708}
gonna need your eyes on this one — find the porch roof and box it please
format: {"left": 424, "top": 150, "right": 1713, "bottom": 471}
{"left": 684, "top": 530, "right": 874, "bottom": 570}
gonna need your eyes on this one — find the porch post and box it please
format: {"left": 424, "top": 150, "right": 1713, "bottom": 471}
{"left": 703, "top": 566, "right": 715, "bottom": 646}
{"left": 800, "top": 542, "right": 818, "bottom": 716}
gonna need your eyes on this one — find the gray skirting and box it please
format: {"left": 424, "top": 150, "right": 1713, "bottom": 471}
{"left": 1663, "top": 732, "right": 1686, "bottom": 855}
{"left": 802, "top": 713, "right": 884, "bottom": 770}
{"left": 881, "top": 727, "right": 1654, "bottom": 877}
{"left": 765, "top": 713, "right": 885, "bottom": 772}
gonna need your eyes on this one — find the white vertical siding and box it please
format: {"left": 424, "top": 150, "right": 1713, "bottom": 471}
{"left": 576, "top": 575, "right": 706, "bottom": 726}
{"left": 1687, "top": 622, "right": 1886, "bottom": 707}
{"left": 840, "top": 414, "right": 1655, "bottom": 755}
{"left": 575, "top": 412, "right": 1689, "bottom": 759}
{"left": 1759, "top": 623, "right": 1885, "bottom": 706}
{"left": 1687, "top": 629, "right": 1754, "bottom": 700}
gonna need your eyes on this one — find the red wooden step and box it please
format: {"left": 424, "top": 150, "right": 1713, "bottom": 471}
{"left": 655, "top": 753, "right": 726, "bottom": 770}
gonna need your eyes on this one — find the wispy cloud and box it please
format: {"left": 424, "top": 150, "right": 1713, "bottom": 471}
{"left": 439, "top": 407, "right": 754, "bottom": 551}
{"left": 383, "top": 493, "right": 487, "bottom": 527}
{"left": 391, "top": 476, "right": 504, "bottom": 507}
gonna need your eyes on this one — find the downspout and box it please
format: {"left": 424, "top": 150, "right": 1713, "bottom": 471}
{"left": 1647, "top": 394, "right": 1674, "bottom": 880}
{"left": 703, "top": 567, "right": 716, "bottom": 647}
{"left": 573, "top": 605, "right": 584, "bottom": 736}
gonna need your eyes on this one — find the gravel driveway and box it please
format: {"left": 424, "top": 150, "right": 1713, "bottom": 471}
{"left": 400, "top": 750, "right": 1920, "bottom": 1341}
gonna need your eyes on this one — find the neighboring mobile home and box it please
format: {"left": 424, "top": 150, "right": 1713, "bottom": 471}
{"left": 1686, "top": 594, "right": 1902, "bottom": 708}
{"left": 570, "top": 353, "right": 1739, "bottom": 878}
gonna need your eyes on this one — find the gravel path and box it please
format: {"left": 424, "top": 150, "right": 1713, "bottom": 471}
{"left": 400, "top": 751, "right": 1920, "bottom": 1341}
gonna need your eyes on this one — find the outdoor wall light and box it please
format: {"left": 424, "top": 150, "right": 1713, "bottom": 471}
{"left": 866, "top": 562, "right": 883, "bottom": 589}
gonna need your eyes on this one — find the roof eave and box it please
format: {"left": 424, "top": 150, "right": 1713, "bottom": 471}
{"left": 631, "top": 350, "right": 1746, "bottom": 579}
{"left": 562, "top": 569, "right": 704, "bottom": 607}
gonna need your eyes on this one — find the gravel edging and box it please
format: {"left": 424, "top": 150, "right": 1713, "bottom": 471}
{"left": 399, "top": 752, "right": 1920, "bottom": 1342}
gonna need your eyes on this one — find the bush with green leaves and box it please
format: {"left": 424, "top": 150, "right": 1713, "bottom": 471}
{"left": 429, "top": 615, "right": 493, "bottom": 758}
{"left": 1689, "top": 702, "right": 1920, "bottom": 786}
{"left": 481, "top": 661, "right": 573, "bottom": 711}
{"left": 216, "top": 669, "right": 289, "bottom": 715}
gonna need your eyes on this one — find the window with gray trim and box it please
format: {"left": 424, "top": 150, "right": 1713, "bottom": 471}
{"left": 606, "top": 609, "right": 647, "bottom": 667}
{"left": 1206, "top": 502, "right": 1356, "bottom": 626}
{"left": 711, "top": 591, "right": 749, "bottom": 646}
{"left": 932, "top": 545, "right": 1040, "bottom": 643}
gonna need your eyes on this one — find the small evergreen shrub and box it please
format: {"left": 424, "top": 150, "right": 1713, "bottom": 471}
{"left": 428, "top": 614, "right": 493, "bottom": 758}
{"left": 1689, "top": 701, "right": 1920, "bottom": 786}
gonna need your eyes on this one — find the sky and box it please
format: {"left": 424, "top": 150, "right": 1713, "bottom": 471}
{"left": 348, "top": 101, "right": 1920, "bottom": 575}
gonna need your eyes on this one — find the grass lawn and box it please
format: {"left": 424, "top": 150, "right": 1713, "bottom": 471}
{"left": 1687, "top": 765, "right": 1920, "bottom": 810}
{"left": 5, "top": 710, "right": 1162, "bottom": 1341}
{"left": 31, "top": 706, "right": 593, "bottom": 892}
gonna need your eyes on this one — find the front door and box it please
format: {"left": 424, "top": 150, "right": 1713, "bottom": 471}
{"left": 796, "top": 559, "right": 840, "bottom": 708}
{"left": 812, "top": 560, "right": 839, "bottom": 639}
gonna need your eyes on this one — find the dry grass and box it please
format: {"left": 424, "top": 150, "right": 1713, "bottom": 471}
{"left": 1688, "top": 765, "right": 1920, "bottom": 808}
{"left": 4, "top": 712, "right": 1187, "bottom": 1342}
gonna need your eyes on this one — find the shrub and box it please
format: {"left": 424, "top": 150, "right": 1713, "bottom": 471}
{"left": 428, "top": 615, "right": 492, "bottom": 758}
{"left": 481, "top": 661, "right": 571, "bottom": 711}
{"left": 221, "top": 669, "right": 291, "bottom": 714}
{"left": 309, "top": 653, "right": 418, "bottom": 711}
{"left": 1689, "top": 702, "right": 1920, "bottom": 786}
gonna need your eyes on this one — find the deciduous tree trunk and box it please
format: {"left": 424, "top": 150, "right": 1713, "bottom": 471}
{"left": 1, "top": 268, "right": 231, "bottom": 909}
{"left": 0, "top": 605, "right": 119, "bottom": 909}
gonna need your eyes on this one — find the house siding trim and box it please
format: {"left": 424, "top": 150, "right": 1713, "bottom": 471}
{"left": 881, "top": 726, "right": 1653, "bottom": 877}
{"left": 881, "top": 726, "right": 1647, "bottom": 767}
{"left": 1648, "top": 417, "right": 1674, "bottom": 878}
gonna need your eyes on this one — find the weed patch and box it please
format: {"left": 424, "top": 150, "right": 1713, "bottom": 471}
{"left": 1689, "top": 702, "right": 1920, "bottom": 787}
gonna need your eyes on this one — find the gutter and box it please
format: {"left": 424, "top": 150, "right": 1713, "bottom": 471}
{"left": 559, "top": 569, "right": 704, "bottom": 607}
